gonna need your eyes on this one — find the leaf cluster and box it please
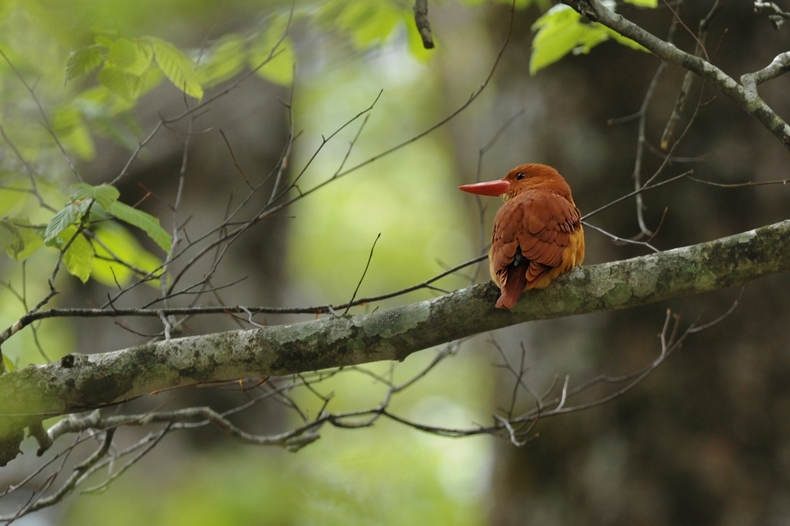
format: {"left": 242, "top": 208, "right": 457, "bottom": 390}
{"left": 3, "top": 183, "right": 169, "bottom": 284}
{"left": 530, "top": 0, "right": 655, "bottom": 74}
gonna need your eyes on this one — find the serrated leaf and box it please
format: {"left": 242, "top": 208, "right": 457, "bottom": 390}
{"left": 66, "top": 46, "right": 105, "bottom": 82}
{"left": 44, "top": 204, "right": 84, "bottom": 243}
{"left": 108, "top": 38, "right": 152, "bottom": 76}
{"left": 530, "top": 4, "right": 647, "bottom": 75}
{"left": 43, "top": 184, "right": 114, "bottom": 243}
{"left": 59, "top": 226, "right": 93, "bottom": 283}
{"left": 106, "top": 200, "right": 172, "bottom": 252}
{"left": 70, "top": 183, "right": 120, "bottom": 211}
{"left": 149, "top": 37, "right": 203, "bottom": 100}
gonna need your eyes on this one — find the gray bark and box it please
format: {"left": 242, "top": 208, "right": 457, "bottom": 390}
{"left": 1, "top": 219, "right": 789, "bottom": 464}
{"left": 563, "top": 0, "right": 790, "bottom": 150}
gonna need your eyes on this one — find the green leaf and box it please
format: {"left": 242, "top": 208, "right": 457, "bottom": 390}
{"left": 0, "top": 220, "right": 24, "bottom": 257}
{"left": 530, "top": 4, "right": 647, "bottom": 75}
{"left": 624, "top": 0, "right": 657, "bottom": 6}
{"left": 2, "top": 353, "right": 14, "bottom": 373}
{"left": 489, "top": 0, "right": 537, "bottom": 8}
{"left": 52, "top": 105, "right": 83, "bottom": 135}
{"left": 199, "top": 33, "right": 246, "bottom": 87}
{"left": 149, "top": 37, "right": 203, "bottom": 100}
{"left": 45, "top": 203, "right": 85, "bottom": 243}
{"left": 98, "top": 64, "right": 135, "bottom": 101}
{"left": 59, "top": 226, "right": 93, "bottom": 283}
{"left": 607, "top": 28, "right": 648, "bottom": 51}
{"left": 91, "top": 224, "right": 135, "bottom": 286}
{"left": 44, "top": 184, "right": 118, "bottom": 243}
{"left": 136, "top": 250, "right": 165, "bottom": 284}
{"left": 0, "top": 184, "right": 29, "bottom": 217}
{"left": 405, "top": 13, "right": 434, "bottom": 62}
{"left": 316, "top": 1, "right": 406, "bottom": 50}
{"left": 14, "top": 220, "right": 44, "bottom": 260}
{"left": 1, "top": 219, "right": 43, "bottom": 260}
{"left": 52, "top": 105, "right": 96, "bottom": 160}
{"left": 65, "top": 46, "right": 105, "bottom": 82}
{"left": 346, "top": 3, "right": 401, "bottom": 48}
{"left": 137, "top": 67, "right": 165, "bottom": 97}
{"left": 250, "top": 17, "right": 295, "bottom": 86}
{"left": 335, "top": 1, "right": 377, "bottom": 31}
{"left": 95, "top": 35, "right": 115, "bottom": 48}
{"left": 91, "top": 223, "right": 163, "bottom": 287}
{"left": 106, "top": 200, "right": 172, "bottom": 252}
{"left": 69, "top": 183, "right": 120, "bottom": 211}
{"left": 108, "top": 38, "right": 152, "bottom": 76}
{"left": 64, "top": 118, "right": 96, "bottom": 160}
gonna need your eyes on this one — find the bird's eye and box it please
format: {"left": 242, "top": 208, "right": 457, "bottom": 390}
{"left": 516, "top": 172, "right": 525, "bottom": 180}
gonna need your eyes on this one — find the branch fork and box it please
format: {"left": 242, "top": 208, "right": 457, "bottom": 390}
{"left": 562, "top": 0, "right": 790, "bottom": 149}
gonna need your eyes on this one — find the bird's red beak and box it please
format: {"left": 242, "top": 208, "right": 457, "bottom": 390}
{"left": 458, "top": 179, "right": 510, "bottom": 197}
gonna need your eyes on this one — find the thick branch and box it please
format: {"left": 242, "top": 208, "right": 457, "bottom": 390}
{"left": 741, "top": 52, "right": 790, "bottom": 94}
{"left": 413, "top": 0, "right": 435, "bottom": 49}
{"left": 563, "top": 0, "right": 790, "bottom": 150}
{"left": 1, "top": 219, "right": 789, "bottom": 461}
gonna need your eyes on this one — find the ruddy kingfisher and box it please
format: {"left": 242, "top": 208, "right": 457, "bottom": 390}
{"left": 460, "top": 164, "right": 585, "bottom": 309}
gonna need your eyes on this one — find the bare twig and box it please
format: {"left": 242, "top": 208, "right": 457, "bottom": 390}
{"left": 344, "top": 233, "right": 381, "bottom": 315}
{"left": 631, "top": 8, "right": 678, "bottom": 236}
{"left": 755, "top": 0, "right": 790, "bottom": 28}
{"left": 561, "top": 0, "right": 790, "bottom": 150}
{"left": 660, "top": 0, "right": 725, "bottom": 149}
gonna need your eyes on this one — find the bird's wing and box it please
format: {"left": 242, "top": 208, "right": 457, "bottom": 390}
{"left": 491, "top": 190, "right": 581, "bottom": 290}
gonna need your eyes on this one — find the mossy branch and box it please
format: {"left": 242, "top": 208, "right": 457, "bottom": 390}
{"left": 562, "top": 0, "right": 790, "bottom": 150}
{"left": 1, "top": 219, "right": 789, "bottom": 465}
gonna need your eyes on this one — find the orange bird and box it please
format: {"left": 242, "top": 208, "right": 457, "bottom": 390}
{"left": 459, "top": 164, "right": 585, "bottom": 309}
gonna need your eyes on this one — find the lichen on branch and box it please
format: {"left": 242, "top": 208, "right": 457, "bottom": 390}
{"left": 561, "top": 0, "right": 790, "bottom": 149}
{"left": 1, "top": 219, "right": 789, "bottom": 465}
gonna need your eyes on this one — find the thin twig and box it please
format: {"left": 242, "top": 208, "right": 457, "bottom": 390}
{"left": 344, "top": 233, "right": 381, "bottom": 315}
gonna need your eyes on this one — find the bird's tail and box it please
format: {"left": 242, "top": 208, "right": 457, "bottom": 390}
{"left": 496, "top": 264, "right": 527, "bottom": 309}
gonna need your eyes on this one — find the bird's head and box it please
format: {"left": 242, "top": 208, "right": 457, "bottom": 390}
{"left": 459, "top": 164, "right": 571, "bottom": 202}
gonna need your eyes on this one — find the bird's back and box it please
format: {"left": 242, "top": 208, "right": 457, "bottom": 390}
{"left": 489, "top": 188, "right": 584, "bottom": 308}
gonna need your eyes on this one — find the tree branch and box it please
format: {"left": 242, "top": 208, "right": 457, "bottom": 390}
{"left": 1, "top": 219, "right": 789, "bottom": 464}
{"left": 562, "top": 0, "right": 790, "bottom": 150}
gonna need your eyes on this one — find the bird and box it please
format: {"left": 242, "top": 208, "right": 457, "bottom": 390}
{"left": 459, "top": 164, "right": 585, "bottom": 310}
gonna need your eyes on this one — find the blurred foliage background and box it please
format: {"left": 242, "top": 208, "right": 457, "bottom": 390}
{"left": 1, "top": 0, "right": 790, "bottom": 524}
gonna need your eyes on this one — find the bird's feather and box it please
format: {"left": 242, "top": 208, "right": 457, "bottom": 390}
{"left": 461, "top": 163, "right": 584, "bottom": 310}
{"left": 490, "top": 188, "right": 583, "bottom": 300}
